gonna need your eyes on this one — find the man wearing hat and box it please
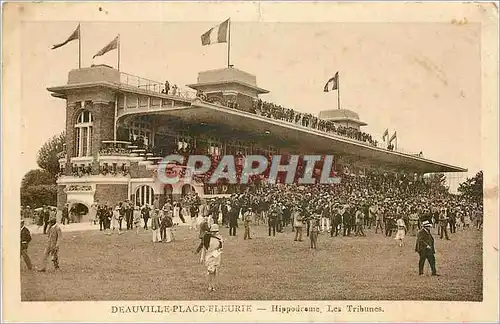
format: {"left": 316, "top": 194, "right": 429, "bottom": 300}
{"left": 20, "top": 220, "right": 33, "bottom": 270}
{"left": 243, "top": 207, "right": 254, "bottom": 240}
{"left": 38, "top": 217, "right": 62, "bottom": 272}
{"left": 41, "top": 205, "right": 50, "bottom": 234}
{"left": 415, "top": 221, "right": 439, "bottom": 276}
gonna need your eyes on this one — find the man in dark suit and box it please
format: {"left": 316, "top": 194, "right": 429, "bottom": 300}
{"left": 20, "top": 220, "right": 32, "bottom": 270}
{"left": 415, "top": 220, "right": 439, "bottom": 276}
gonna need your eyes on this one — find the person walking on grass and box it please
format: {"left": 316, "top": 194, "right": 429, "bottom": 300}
{"left": 203, "top": 224, "right": 223, "bottom": 292}
{"left": 165, "top": 210, "right": 175, "bottom": 243}
{"left": 415, "top": 221, "right": 439, "bottom": 276}
{"left": 20, "top": 220, "right": 33, "bottom": 270}
{"left": 395, "top": 215, "right": 407, "bottom": 247}
{"left": 309, "top": 217, "right": 319, "bottom": 249}
{"left": 151, "top": 208, "right": 161, "bottom": 243}
{"left": 109, "top": 206, "right": 122, "bottom": 235}
{"left": 196, "top": 214, "right": 212, "bottom": 262}
{"left": 243, "top": 207, "right": 254, "bottom": 240}
{"left": 292, "top": 207, "right": 304, "bottom": 241}
{"left": 355, "top": 206, "right": 366, "bottom": 237}
{"left": 133, "top": 205, "right": 141, "bottom": 235}
{"left": 141, "top": 204, "right": 151, "bottom": 230}
{"left": 38, "top": 218, "right": 62, "bottom": 272}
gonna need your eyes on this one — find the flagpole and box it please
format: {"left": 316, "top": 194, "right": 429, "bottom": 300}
{"left": 78, "top": 23, "right": 81, "bottom": 69}
{"left": 117, "top": 34, "right": 121, "bottom": 71}
{"left": 337, "top": 72, "right": 341, "bottom": 110}
{"left": 227, "top": 19, "right": 231, "bottom": 68}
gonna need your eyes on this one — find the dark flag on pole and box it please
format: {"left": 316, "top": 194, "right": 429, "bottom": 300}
{"left": 93, "top": 36, "right": 119, "bottom": 59}
{"left": 323, "top": 72, "right": 339, "bottom": 92}
{"left": 52, "top": 24, "right": 80, "bottom": 50}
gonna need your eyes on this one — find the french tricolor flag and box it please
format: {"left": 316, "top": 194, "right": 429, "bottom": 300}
{"left": 201, "top": 19, "right": 230, "bottom": 46}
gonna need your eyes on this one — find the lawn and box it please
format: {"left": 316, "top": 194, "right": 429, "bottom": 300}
{"left": 21, "top": 224, "right": 482, "bottom": 301}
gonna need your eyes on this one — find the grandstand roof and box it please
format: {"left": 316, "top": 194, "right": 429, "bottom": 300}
{"left": 128, "top": 98, "right": 467, "bottom": 174}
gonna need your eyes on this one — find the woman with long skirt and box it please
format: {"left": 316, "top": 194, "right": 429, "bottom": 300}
{"left": 202, "top": 224, "right": 223, "bottom": 292}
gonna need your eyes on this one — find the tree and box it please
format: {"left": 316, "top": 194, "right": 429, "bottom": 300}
{"left": 20, "top": 169, "right": 57, "bottom": 207}
{"left": 21, "top": 184, "right": 57, "bottom": 208}
{"left": 21, "top": 169, "right": 55, "bottom": 188}
{"left": 458, "top": 171, "right": 483, "bottom": 205}
{"left": 36, "top": 131, "right": 65, "bottom": 178}
{"left": 428, "top": 173, "right": 449, "bottom": 192}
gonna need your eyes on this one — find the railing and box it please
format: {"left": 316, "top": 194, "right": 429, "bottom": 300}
{"left": 119, "top": 72, "right": 196, "bottom": 99}
{"left": 374, "top": 141, "right": 422, "bottom": 157}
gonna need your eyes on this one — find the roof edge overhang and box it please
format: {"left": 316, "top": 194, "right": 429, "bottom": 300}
{"left": 187, "top": 100, "right": 468, "bottom": 173}
{"left": 325, "top": 117, "right": 368, "bottom": 126}
{"left": 47, "top": 82, "right": 194, "bottom": 102}
{"left": 187, "top": 80, "right": 269, "bottom": 94}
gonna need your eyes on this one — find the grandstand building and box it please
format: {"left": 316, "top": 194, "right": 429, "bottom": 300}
{"left": 48, "top": 64, "right": 466, "bottom": 219}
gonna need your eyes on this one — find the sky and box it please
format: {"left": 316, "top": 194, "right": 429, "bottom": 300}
{"left": 19, "top": 18, "right": 482, "bottom": 191}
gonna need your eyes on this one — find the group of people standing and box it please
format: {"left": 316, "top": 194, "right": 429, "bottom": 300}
{"left": 20, "top": 217, "right": 62, "bottom": 273}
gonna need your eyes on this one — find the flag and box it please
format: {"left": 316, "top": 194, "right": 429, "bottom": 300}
{"left": 389, "top": 131, "right": 397, "bottom": 144}
{"left": 93, "top": 36, "right": 119, "bottom": 59}
{"left": 382, "top": 129, "right": 389, "bottom": 141}
{"left": 323, "top": 72, "right": 339, "bottom": 92}
{"left": 52, "top": 24, "right": 80, "bottom": 50}
{"left": 201, "top": 19, "right": 229, "bottom": 46}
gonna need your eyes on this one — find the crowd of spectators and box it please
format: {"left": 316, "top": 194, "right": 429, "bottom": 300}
{"left": 195, "top": 91, "right": 378, "bottom": 147}
{"left": 200, "top": 171, "right": 483, "bottom": 238}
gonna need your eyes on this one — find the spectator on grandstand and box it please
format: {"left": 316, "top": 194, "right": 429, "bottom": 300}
{"left": 164, "top": 81, "right": 170, "bottom": 94}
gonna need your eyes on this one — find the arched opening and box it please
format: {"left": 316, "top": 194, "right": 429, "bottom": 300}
{"left": 69, "top": 203, "right": 89, "bottom": 223}
{"left": 135, "top": 185, "right": 155, "bottom": 207}
{"left": 164, "top": 184, "right": 173, "bottom": 203}
{"left": 182, "top": 184, "right": 194, "bottom": 196}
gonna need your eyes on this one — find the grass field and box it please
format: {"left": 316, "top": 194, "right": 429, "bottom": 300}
{"left": 21, "top": 223, "right": 482, "bottom": 301}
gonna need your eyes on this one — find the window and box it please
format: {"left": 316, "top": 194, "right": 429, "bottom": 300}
{"left": 74, "top": 109, "right": 93, "bottom": 157}
{"left": 129, "top": 121, "right": 152, "bottom": 146}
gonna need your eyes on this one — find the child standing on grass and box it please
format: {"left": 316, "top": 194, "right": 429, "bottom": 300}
{"left": 310, "top": 218, "right": 319, "bottom": 249}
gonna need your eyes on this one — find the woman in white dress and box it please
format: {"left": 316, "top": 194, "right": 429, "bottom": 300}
{"left": 89, "top": 203, "right": 98, "bottom": 225}
{"left": 133, "top": 206, "right": 142, "bottom": 234}
{"left": 109, "top": 206, "right": 122, "bottom": 235}
{"left": 203, "top": 224, "right": 223, "bottom": 292}
{"left": 394, "top": 215, "right": 407, "bottom": 247}
{"left": 172, "top": 202, "right": 181, "bottom": 225}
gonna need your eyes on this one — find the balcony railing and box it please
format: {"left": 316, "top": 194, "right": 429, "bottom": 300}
{"left": 119, "top": 72, "right": 196, "bottom": 99}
